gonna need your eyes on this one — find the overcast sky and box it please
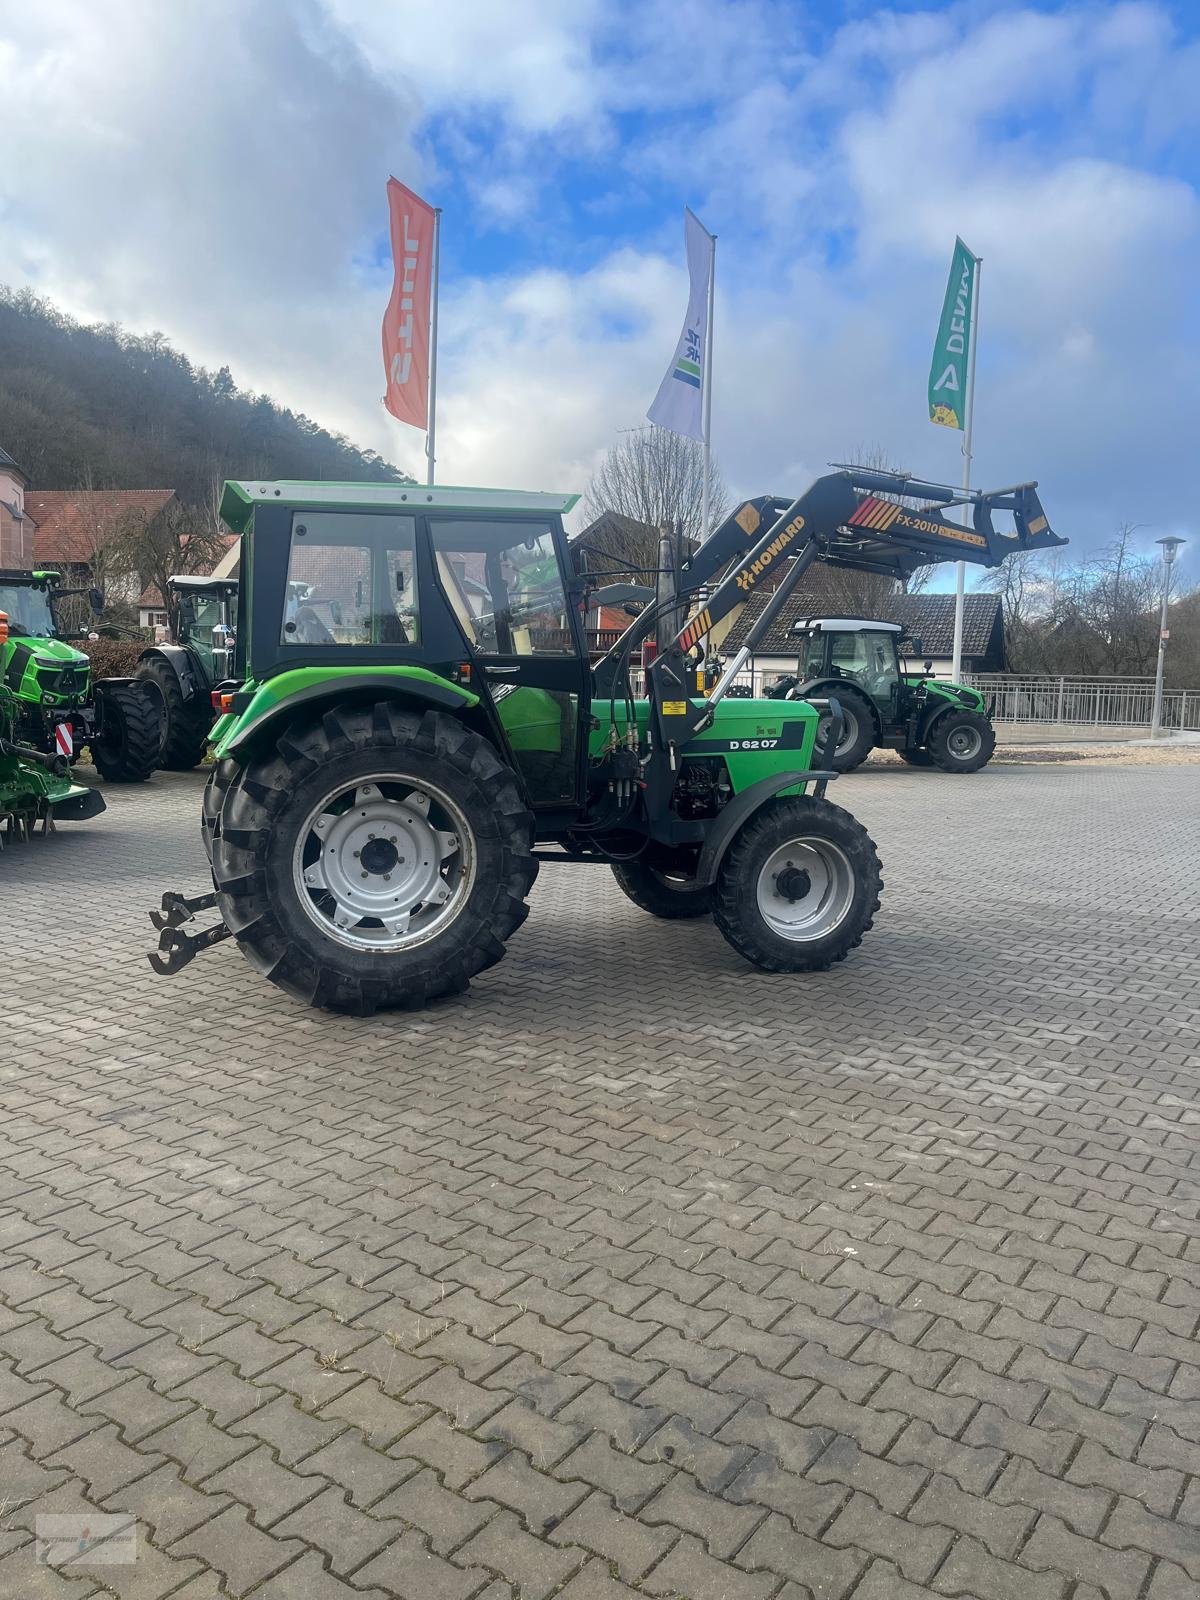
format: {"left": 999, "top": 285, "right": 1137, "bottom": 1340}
{"left": 1, "top": 0, "right": 1197, "bottom": 587}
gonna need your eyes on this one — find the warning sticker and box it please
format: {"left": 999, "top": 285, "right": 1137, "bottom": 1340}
{"left": 662, "top": 701, "right": 688, "bottom": 716}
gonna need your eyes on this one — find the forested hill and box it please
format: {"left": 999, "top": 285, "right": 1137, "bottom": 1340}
{"left": 0, "top": 287, "right": 409, "bottom": 502}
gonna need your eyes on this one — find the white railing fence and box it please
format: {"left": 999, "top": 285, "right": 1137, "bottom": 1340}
{"left": 625, "top": 663, "right": 1199, "bottom": 731}
{"left": 962, "top": 675, "right": 1200, "bottom": 731}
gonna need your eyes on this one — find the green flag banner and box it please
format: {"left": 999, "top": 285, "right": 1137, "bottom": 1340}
{"left": 928, "top": 237, "right": 978, "bottom": 430}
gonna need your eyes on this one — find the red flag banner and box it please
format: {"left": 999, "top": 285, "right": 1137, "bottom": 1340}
{"left": 382, "top": 178, "right": 436, "bottom": 429}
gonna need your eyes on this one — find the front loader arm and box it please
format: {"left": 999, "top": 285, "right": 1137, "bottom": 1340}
{"left": 645, "top": 468, "right": 1065, "bottom": 760}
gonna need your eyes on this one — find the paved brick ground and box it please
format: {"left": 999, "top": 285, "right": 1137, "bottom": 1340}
{"left": 1, "top": 760, "right": 1198, "bottom": 1599}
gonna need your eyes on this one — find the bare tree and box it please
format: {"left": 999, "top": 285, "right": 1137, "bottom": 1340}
{"left": 581, "top": 426, "right": 730, "bottom": 578}
{"left": 112, "top": 498, "right": 228, "bottom": 639}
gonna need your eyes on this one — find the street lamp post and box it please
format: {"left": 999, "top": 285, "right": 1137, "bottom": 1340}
{"left": 1150, "top": 536, "right": 1186, "bottom": 736}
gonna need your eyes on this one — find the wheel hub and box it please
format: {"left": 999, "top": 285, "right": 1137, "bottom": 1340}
{"left": 756, "top": 837, "right": 855, "bottom": 942}
{"left": 360, "top": 835, "right": 400, "bottom": 875}
{"left": 774, "top": 865, "right": 812, "bottom": 902}
{"left": 293, "top": 779, "right": 471, "bottom": 950}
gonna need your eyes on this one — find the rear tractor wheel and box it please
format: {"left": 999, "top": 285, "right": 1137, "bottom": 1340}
{"left": 813, "top": 687, "right": 876, "bottom": 773}
{"left": 611, "top": 860, "right": 712, "bottom": 919}
{"left": 136, "top": 656, "right": 212, "bottom": 770}
{"left": 210, "top": 703, "right": 538, "bottom": 1013}
{"left": 927, "top": 710, "right": 995, "bottom": 774}
{"left": 90, "top": 682, "right": 161, "bottom": 783}
{"left": 713, "top": 795, "right": 881, "bottom": 972}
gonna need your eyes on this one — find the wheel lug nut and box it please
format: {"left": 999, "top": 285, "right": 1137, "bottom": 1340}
{"left": 353, "top": 850, "right": 360, "bottom": 858}
{"left": 361, "top": 872, "right": 368, "bottom": 879}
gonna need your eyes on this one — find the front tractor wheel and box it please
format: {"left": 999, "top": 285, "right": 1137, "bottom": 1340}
{"left": 927, "top": 709, "right": 996, "bottom": 773}
{"left": 90, "top": 682, "right": 161, "bottom": 783}
{"left": 814, "top": 687, "right": 876, "bottom": 773}
{"left": 611, "top": 861, "right": 713, "bottom": 919}
{"left": 713, "top": 796, "right": 882, "bottom": 973}
{"left": 210, "top": 703, "right": 538, "bottom": 1013}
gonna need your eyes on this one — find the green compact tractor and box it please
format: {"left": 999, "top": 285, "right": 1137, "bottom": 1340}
{"left": 767, "top": 617, "right": 996, "bottom": 773}
{"left": 0, "top": 569, "right": 161, "bottom": 783}
{"left": 136, "top": 575, "right": 238, "bottom": 769}
{"left": 147, "top": 468, "right": 1065, "bottom": 1012}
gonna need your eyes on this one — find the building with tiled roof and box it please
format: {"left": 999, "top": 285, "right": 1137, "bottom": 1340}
{"left": 26, "top": 488, "right": 177, "bottom": 569}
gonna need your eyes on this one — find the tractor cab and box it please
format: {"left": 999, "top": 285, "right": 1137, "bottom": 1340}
{"left": 167, "top": 575, "right": 239, "bottom": 681}
{"left": 791, "top": 617, "right": 905, "bottom": 713}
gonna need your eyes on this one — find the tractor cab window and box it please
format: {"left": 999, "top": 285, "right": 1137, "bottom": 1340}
{"left": 281, "top": 513, "right": 419, "bottom": 648}
{"left": 179, "top": 592, "right": 222, "bottom": 646}
{"left": 0, "top": 584, "right": 56, "bottom": 639}
{"left": 797, "top": 630, "right": 825, "bottom": 679}
{"left": 828, "top": 631, "right": 871, "bottom": 684}
{"left": 861, "top": 631, "right": 900, "bottom": 699}
{"left": 429, "top": 520, "right": 572, "bottom": 656}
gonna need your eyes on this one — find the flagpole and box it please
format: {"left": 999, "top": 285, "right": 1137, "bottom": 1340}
{"left": 425, "top": 207, "right": 442, "bottom": 486}
{"left": 951, "top": 254, "right": 981, "bottom": 683}
{"left": 701, "top": 228, "right": 716, "bottom": 538}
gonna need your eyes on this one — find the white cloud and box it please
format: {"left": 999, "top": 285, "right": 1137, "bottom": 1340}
{"left": 0, "top": 0, "right": 1196, "bottom": 579}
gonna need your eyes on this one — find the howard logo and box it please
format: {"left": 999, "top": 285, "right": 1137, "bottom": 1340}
{"left": 735, "top": 516, "right": 805, "bottom": 592}
{"left": 389, "top": 213, "right": 421, "bottom": 387}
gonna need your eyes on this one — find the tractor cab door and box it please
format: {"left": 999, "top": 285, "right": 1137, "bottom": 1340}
{"left": 861, "top": 630, "right": 902, "bottom": 715}
{"left": 829, "top": 629, "right": 901, "bottom": 716}
{"left": 427, "top": 516, "right": 588, "bottom": 807}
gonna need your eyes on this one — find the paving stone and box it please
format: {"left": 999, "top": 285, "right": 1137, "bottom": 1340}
{"left": 550, "top": 1489, "right": 679, "bottom": 1582}
{"left": 170, "top": 1504, "right": 305, "bottom": 1595}
{"left": 2, "top": 760, "right": 1198, "bottom": 1600}
{"left": 456, "top": 1510, "right": 585, "bottom": 1600}
{"left": 272, "top": 1483, "right": 401, "bottom": 1572}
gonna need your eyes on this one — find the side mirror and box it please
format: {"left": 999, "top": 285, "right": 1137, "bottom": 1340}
{"left": 89, "top": 587, "right": 105, "bottom": 615}
{"left": 924, "top": 658, "right": 934, "bottom": 676}
{"left": 908, "top": 634, "right": 923, "bottom": 656}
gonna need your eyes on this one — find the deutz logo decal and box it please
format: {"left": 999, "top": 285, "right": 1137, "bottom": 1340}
{"left": 735, "top": 516, "right": 804, "bottom": 593}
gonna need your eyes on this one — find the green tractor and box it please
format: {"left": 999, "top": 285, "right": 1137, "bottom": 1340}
{"left": 767, "top": 616, "right": 996, "bottom": 773}
{"left": 135, "top": 575, "right": 238, "bottom": 769}
{"left": 0, "top": 611, "right": 105, "bottom": 841}
{"left": 0, "top": 569, "right": 162, "bottom": 782}
{"left": 147, "top": 467, "right": 1064, "bottom": 1013}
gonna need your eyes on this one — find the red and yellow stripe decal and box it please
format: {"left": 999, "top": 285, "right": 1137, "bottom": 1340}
{"left": 678, "top": 606, "right": 712, "bottom": 652}
{"left": 847, "top": 495, "right": 903, "bottom": 532}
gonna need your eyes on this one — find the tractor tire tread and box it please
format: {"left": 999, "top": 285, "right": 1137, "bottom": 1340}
{"left": 611, "top": 862, "right": 713, "bottom": 919}
{"left": 210, "top": 701, "right": 537, "bottom": 1013}
{"left": 713, "top": 795, "right": 882, "bottom": 973}
{"left": 927, "top": 708, "right": 996, "bottom": 774}
{"left": 90, "top": 680, "right": 161, "bottom": 783}
{"left": 136, "top": 656, "right": 212, "bottom": 770}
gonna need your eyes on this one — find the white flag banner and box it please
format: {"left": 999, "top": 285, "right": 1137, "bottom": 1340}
{"left": 647, "top": 207, "right": 712, "bottom": 442}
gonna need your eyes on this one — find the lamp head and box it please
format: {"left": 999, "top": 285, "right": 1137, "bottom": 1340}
{"left": 1156, "top": 535, "right": 1185, "bottom": 566}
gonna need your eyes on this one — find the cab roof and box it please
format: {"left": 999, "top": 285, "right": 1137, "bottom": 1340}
{"left": 219, "top": 479, "right": 580, "bottom": 536}
{"left": 792, "top": 616, "right": 903, "bottom": 634}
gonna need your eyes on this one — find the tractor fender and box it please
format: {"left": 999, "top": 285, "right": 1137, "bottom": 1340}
{"left": 694, "top": 769, "right": 837, "bottom": 888}
{"left": 221, "top": 672, "right": 476, "bottom": 759}
{"left": 137, "top": 645, "right": 204, "bottom": 703}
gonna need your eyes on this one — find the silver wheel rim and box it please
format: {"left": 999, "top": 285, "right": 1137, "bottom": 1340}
{"left": 946, "top": 724, "right": 982, "bottom": 760}
{"left": 292, "top": 775, "right": 475, "bottom": 952}
{"left": 756, "top": 836, "right": 856, "bottom": 942}
{"left": 820, "top": 707, "right": 858, "bottom": 754}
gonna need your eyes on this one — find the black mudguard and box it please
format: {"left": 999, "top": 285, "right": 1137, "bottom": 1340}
{"left": 694, "top": 768, "right": 837, "bottom": 887}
